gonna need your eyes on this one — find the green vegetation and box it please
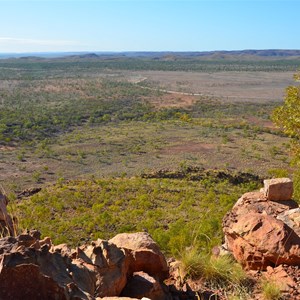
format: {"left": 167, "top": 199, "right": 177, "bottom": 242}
{"left": 261, "top": 280, "right": 282, "bottom": 300}
{"left": 0, "top": 79, "right": 158, "bottom": 143}
{"left": 180, "top": 248, "right": 247, "bottom": 283}
{"left": 0, "top": 57, "right": 300, "bottom": 81}
{"left": 0, "top": 54, "right": 298, "bottom": 300}
{"left": 0, "top": 57, "right": 295, "bottom": 244}
{"left": 272, "top": 72, "right": 300, "bottom": 165}
{"left": 0, "top": 64, "right": 292, "bottom": 192}
{"left": 272, "top": 72, "right": 300, "bottom": 200}
{"left": 0, "top": 71, "right": 282, "bottom": 147}
{"left": 179, "top": 247, "right": 250, "bottom": 299}
{"left": 12, "top": 173, "right": 260, "bottom": 253}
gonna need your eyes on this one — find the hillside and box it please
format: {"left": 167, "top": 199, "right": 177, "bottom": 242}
{"left": 0, "top": 54, "right": 299, "bottom": 299}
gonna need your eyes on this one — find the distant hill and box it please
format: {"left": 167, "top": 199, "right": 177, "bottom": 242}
{"left": 62, "top": 50, "right": 300, "bottom": 61}
{"left": 1, "top": 49, "right": 300, "bottom": 61}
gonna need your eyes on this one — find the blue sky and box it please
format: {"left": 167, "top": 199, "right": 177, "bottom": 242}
{"left": 0, "top": 0, "right": 299, "bottom": 53}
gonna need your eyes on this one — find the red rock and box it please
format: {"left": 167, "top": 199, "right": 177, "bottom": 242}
{"left": 230, "top": 191, "right": 298, "bottom": 217}
{"left": 226, "top": 213, "right": 300, "bottom": 270}
{"left": 121, "top": 271, "right": 167, "bottom": 300}
{"left": 39, "top": 236, "right": 52, "bottom": 248}
{"left": 0, "top": 264, "right": 68, "bottom": 300}
{"left": 223, "top": 186, "right": 300, "bottom": 271}
{"left": 223, "top": 191, "right": 299, "bottom": 254}
{"left": 277, "top": 208, "right": 300, "bottom": 236}
{"left": 109, "top": 232, "right": 169, "bottom": 280}
{"left": 78, "top": 239, "right": 129, "bottom": 297}
{"left": 265, "top": 265, "right": 296, "bottom": 292}
{"left": 0, "top": 234, "right": 128, "bottom": 299}
{"left": 0, "top": 236, "right": 90, "bottom": 300}
{"left": 263, "top": 178, "right": 293, "bottom": 201}
{"left": 52, "top": 243, "right": 74, "bottom": 258}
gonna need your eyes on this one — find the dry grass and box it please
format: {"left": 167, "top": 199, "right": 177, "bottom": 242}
{"left": 129, "top": 70, "right": 295, "bottom": 103}
{"left": 0, "top": 66, "right": 294, "bottom": 193}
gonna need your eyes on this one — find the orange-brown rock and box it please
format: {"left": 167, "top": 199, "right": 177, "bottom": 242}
{"left": 121, "top": 271, "right": 167, "bottom": 300}
{"left": 0, "top": 264, "right": 69, "bottom": 300}
{"left": 223, "top": 187, "right": 300, "bottom": 270}
{"left": 230, "top": 191, "right": 298, "bottom": 218}
{"left": 109, "top": 232, "right": 169, "bottom": 280}
{"left": 277, "top": 208, "right": 300, "bottom": 236}
{"left": 263, "top": 178, "right": 293, "bottom": 201}
{"left": 0, "top": 231, "right": 171, "bottom": 299}
{"left": 0, "top": 235, "right": 91, "bottom": 300}
{"left": 265, "top": 265, "right": 296, "bottom": 292}
{"left": 77, "top": 239, "right": 129, "bottom": 297}
{"left": 226, "top": 213, "right": 300, "bottom": 269}
{"left": 0, "top": 234, "right": 122, "bottom": 299}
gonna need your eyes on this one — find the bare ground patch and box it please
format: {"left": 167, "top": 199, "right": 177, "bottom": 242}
{"left": 149, "top": 93, "right": 197, "bottom": 108}
{"left": 127, "top": 70, "right": 295, "bottom": 102}
{"left": 161, "top": 142, "right": 215, "bottom": 154}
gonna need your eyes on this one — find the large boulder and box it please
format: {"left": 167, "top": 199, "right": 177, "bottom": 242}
{"left": 0, "top": 231, "right": 171, "bottom": 299}
{"left": 223, "top": 179, "right": 300, "bottom": 270}
{"left": 230, "top": 191, "right": 298, "bottom": 219}
{"left": 226, "top": 213, "right": 300, "bottom": 269}
{"left": 0, "top": 264, "right": 69, "bottom": 300}
{"left": 0, "top": 235, "right": 91, "bottom": 300}
{"left": 77, "top": 239, "right": 129, "bottom": 297}
{"left": 0, "top": 233, "right": 128, "bottom": 299}
{"left": 109, "top": 232, "right": 169, "bottom": 281}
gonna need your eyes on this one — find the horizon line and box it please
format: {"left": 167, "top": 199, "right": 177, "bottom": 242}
{"left": 1, "top": 48, "right": 300, "bottom": 54}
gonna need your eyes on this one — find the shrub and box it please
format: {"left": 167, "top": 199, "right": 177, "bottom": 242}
{"left": 261, "top": 279, "right": 282, "bottom": 300}
{"left": 179, "top": 246, "right": 205, "bottom": 279}
{"left": 293, "top": 170, "right": 300, "bottom": 203}
{"left": 180, "top": 246, "right": 247, "bottom": 284}
{"left": 267, "top": 168, "right": 289, "bottom": 178}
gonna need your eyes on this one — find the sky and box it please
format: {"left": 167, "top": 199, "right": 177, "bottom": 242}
{"left": 0, "top": 0, "right": 299, "bottom": 53}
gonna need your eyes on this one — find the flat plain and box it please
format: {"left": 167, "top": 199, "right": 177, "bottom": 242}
{"left": 0, "top": 57, "right": 297, "bottom": 193}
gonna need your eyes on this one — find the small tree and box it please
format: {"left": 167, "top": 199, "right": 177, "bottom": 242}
{"left": 272, "top": 73, "right": 300, "bottom": 200}
{"left": 272, "top": 73, "right": 300, "bottom": 164}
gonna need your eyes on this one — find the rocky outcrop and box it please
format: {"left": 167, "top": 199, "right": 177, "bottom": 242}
{"left": 0, "top": 235, "right": 89, "bottom": 300}
{"left": 226, "top": 213, "right": 300, "bottom": 269}
{"left": 0, "top": 231, "right": 170, "bottom": 300}
{"left": 77, "top": 239, "right": 129, "bottom": 297}
{"left": 2, "top": 177, "right": 299, "bottom": 299}
{"left": 109, "top": 232, "right": 169, "bottom": 281}
{"left": 223, "top": 178, "right": 300, "bottom": 270}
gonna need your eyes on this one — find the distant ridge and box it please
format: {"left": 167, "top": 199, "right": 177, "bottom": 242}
{"left": 0, "top": 49, "right": 300, "bottom": 60}
{"left": 63, "top": 49, "right": 300, "bottom": 60}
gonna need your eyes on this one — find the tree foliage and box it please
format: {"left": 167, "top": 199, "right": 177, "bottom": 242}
{"left": 272, "top": 73, "right": 300, "bottom": 165}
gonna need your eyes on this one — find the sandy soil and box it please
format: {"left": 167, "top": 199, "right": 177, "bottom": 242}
{"left": 126, "top": 70, "right": 295, "bottom": 103}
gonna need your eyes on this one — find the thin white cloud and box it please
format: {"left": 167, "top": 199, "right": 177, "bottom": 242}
{"left": 0, "top": 37, "right": 82, "bottom": 46}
